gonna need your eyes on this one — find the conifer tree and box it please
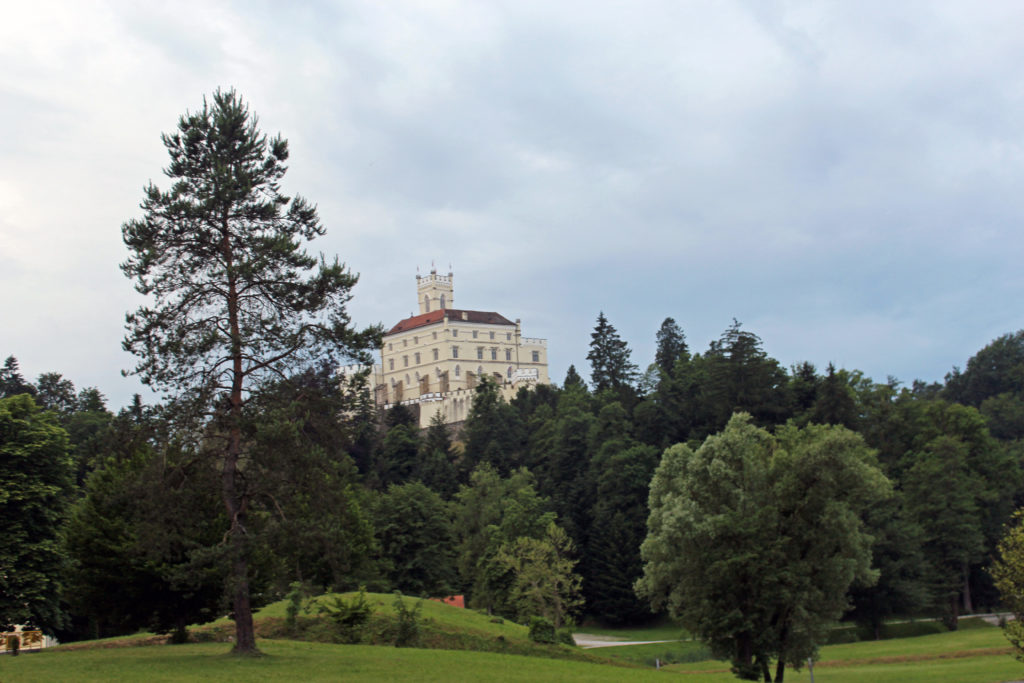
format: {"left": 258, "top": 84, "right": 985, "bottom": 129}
{"left": 586, "top": 312, "right": 639, "bottom": 394}
{"left": 121, "top": 89, "right": 379, "bottom": 653}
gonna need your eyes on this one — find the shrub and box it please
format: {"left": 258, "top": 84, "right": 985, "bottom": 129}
{"left": 392, "top": 592, "right": 422, "bottom": 648}
{"left": 318, "top": 588, "right": 372, "bottom": 643}
{"left": 556, "top": 628, "right": 576, "bottom": 646}
{"left": 528, "top": 616, "right": 555, "bottom": 644}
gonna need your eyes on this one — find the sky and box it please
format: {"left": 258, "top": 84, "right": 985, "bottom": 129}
{"left": 2, "top": 1, "right": 1023, "bottom": 410}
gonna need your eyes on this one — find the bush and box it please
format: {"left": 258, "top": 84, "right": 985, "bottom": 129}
{"left": 528, "top": 616, "right": 555, "bottom": 644}
{"left": 392, "top": 592, "right": 422, "bottom": 647}
{"left": 318, "top": 588, "right": 372, "bottom": 643}
{"left": 556, "top": 628, "right": 576, "bottom": 646}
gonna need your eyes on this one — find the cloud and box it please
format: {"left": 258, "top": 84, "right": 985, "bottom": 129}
{"left": 1, "top": 0, "right": 1023, "bottom": 406}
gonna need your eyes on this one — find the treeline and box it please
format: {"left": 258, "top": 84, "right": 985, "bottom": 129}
{"left": 2, "top": 320, "right": 1023, "bottom": 642}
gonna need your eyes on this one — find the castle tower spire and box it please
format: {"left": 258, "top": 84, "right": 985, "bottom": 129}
{"left": 416, "top": 266, "right": 454, "bottom": 314}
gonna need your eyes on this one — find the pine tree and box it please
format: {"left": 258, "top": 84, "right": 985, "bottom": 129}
{"left": 120, "top": 89, "right": 379, "bottom": 653}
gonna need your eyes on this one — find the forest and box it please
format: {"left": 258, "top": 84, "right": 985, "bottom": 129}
{"left": 4, "top": 89, "right": 1024, "bottom": 681}
{"left": 3, "top": 319, "right": 1023, "bottom": 650}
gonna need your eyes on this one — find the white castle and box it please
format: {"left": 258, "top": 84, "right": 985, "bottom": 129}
{"left": 343, "top": 268, "right": 549, "bottom": 428}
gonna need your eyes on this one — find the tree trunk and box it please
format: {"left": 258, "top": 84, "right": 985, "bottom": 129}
{"left": 224, "top": 236, "right": 259, "bottom": 656}
{"left": 962, "top": 563, "right": 974, "bottom": 614}
{"left": 775, "top": 657, "right": 786, "bottom": 683}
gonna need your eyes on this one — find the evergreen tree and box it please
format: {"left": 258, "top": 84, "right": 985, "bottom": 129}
{"left": 587, "top": 312, "right": 639, "bottom": 396}
{"left": 809, "top": 363, "right": 858, "bottom": 429}
{"left": 120, "top": 89, "right": 379, "bottom": 653}
{"left": 462, "top": 377, "right": 524, "bottom": 475}
{"left": 563, "top": 364, "right": 587, "bottom": 392}
{"left": 654, "top": 317, "right": 688, "bottom": 375}
{"left": 0, "top": 356, "right": 35, "bottom": 398}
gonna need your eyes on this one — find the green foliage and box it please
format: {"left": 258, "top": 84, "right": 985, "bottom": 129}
{"left": 462, "top": 376, "right": 525, "bottom": 475}
{"left": 586, "top": 312, "right": 639, "bottom": 397}
{"left": 0, "top": 394, "right": 74, "bottom": 633}
{"left": 120, "top": 89, "right": 380, "bottom": 653}
{"left": 637, "top": 414, "right": 890, "bottom": 681}
{"left": 528, "top": 616, "right": 556, "bottom": 644}
{"left": 453, "top": 464, "right": 555, "bottom": 616}
{"left": 496, "top": 522, "right": 583, "bottom": 629}
{"left": 318, "top": 588, "right": 372, "bottom": 643}
{"left": 654, "top": 317, "right": 688, "bottom": 375}
{"left": 0, "top": 356, "right": 35, "bottom": 398}
{"left": 373, "top": 481, "right": 456, "bottom": 596}
{"left": 391, "top": 592, "right": 423, "bottom": 647}
{"left": 992, "top": 508, "right": 1024, "bottom": 662}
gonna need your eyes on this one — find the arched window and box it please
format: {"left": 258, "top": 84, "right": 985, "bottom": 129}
{"left": 405, "top": 374, "right": 410, "bottom": 385}
{"left": 440, "top": 294, "right": 446, "bottom": 309}
{"left": 424, "top": 294, "right": 430, "bottom": 312}
{"left": 477, "top": 365, "right": 483, "bottom": 376}
{"left": 507, "top": 366, "right": 513, "bottom": 379}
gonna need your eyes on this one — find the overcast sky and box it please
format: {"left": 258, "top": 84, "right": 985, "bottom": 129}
{"left": 2, "top": 1, "right": 1023, "bottom": 409}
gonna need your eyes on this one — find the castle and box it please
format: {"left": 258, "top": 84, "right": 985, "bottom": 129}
{"left": 350, "top": 268, "right": 549, "bottom": 429}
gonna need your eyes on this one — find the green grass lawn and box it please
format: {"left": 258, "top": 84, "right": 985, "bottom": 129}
{"left": 666, "top": 622, "right": 1024, "bottom": 682}
{"left": 0, "top": 640, "right": 666, "bottom": 682}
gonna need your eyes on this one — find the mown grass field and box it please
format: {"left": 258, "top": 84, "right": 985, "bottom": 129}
{"left": 5, "top": 599, "right": 1024, "bottom": 682}
{"left": 0, "top": 640, "right": 663, "bottom": 682}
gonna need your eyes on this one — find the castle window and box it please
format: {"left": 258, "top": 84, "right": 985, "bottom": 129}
{"left": 388, "top": 342, "right": 393, "bottom": 350}
{"left": 414, "top": 352, "right": 420, "bottom": 364}
{"left": 477, "top": 365, "right": 483, "bottom": 376}
{"left": 433, "top": 331, "right": 437, "bottom": 340}
{"left": 490, "top": 348, "right": 497, "bottom": 360}
{"left": 505, "top": 349, "right": 512, "bottom": 361}
{"left": 477, "top": 347, "right": 483, "bottom": 360}
{"left": 452, "top": 346, "right": 459, "bottom": 359}
{"left": 455, "top": 365, "right": 461, "bottom": 377}
{"left": 452, "top": 329, "right": 458, "bottom": 337}
{"left": 489, "top": 331, "right": 495, "bottom": 340}
{"left": 403, "top": 339, "right": 407, "bottom": 347}
{"left": 414, "top": 336, "right": 418, "bottom": 344}
{"left": 507, "top": 366, "right": 513, "bottom": 379}
{"left": 403, "top": 356, "right": 409, "bottom": 367}
{"left": 506, "top": 333, "right": 512, "bottom": 341}
{"left": 472, "top": 330, "right": 478, "bottom": 339}
{"left": 389, "top": 359, "right": 394, "bottom": 371}
{"left": 405, "top": 374, "right": 410, "bottom": 385}
{"left": 433, "top": 348, "right": 439, "bottom": 361}
{"left": 532, "top": 351, "right": 540, "bottom": 363}
{"left": 424, "top": 294, "right": 430, "bottom": 312}
{"left": 440, "top": 294, "right": 446, "bottom": 308}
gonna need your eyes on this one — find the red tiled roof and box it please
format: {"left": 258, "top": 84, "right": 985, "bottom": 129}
{"left": 386, "top": 309, "right": 515, "bottom": 335}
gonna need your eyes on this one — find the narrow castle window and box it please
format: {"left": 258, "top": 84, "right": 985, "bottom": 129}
{"left": 440, "top": 294, "right": 446, "bottom": 308}
{"left": 415, "top": 352, "right": 420, "bottom": 364}
{"left": 452, "top": 346, "right": 459, "bottom": 358}
{"left": 477, "top": 347, "right": 483, "bottom": 359}
{"left": 424, "top": 294, "right": 430, "bottom": 312}
{"left": 433, "top": 348, "right": 439, "bottom": 361}
{"left": 505, "top": 349, "right": 512, "bottom": 361}
{"left": 490, "top": 348, "right": 497, "bottom": 360}
{"left": 532, "top": 351, "right": 540, "bottom": 363}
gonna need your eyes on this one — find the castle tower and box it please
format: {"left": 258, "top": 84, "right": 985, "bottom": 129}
{"left": 417, "top": 267, "right": 454, "bottom": 314}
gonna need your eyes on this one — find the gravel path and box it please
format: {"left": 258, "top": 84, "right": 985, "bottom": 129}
{"left": 572, "top": 633, "right": 678, "bottom": 649}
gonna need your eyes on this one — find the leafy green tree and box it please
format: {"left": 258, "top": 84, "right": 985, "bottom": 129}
{"left": 991, "top": 508, "right": 1024, "bottom": 662}
{"left": 0, "top": 394, "right": 74, "bottom": 633}
{"left": 637, "top": 414, "right": 889, "bottom": 682}
{"left": 120, "top": 89, "right": 379, "bottom": 653}
{"left": 496, "top": 522, "right": 583, "bottom": 629}
{"left": 64, "top": 432, "right": 227, "bottom": 642}
{"left": 374, "top": 481, "right": 456, "bottom": 596}
{"left": 34, "top": 373, "right": 77, "bottom": 415}
{"left": 586, "top": 312, "right": 639, "bottom": 396}
{"left": 379, "top": 423, "right": 421, "bottom": 486}
{"left": 453, "top": 465, "right": 555, "bottom": 615}
{"left": 655, "top": 317, "right": 688, "bottom": 375}
{"left": 945, "top": 331, "right": 1024, "bottom": 407}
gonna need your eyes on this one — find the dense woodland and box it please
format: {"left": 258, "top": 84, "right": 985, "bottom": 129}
{"left": 3, "top": 319, "right": 1024, "bottom": 647}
